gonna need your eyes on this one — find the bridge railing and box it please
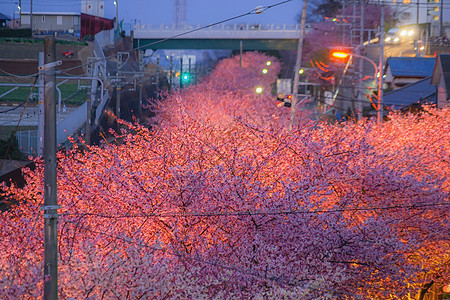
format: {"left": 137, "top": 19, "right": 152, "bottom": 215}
{"left": 133, "top": 23, "right": 300, "bottom": 32}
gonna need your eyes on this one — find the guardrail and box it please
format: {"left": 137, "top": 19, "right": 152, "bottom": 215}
{"left": 134, "top": 23, "right": 301, "bottom": 31}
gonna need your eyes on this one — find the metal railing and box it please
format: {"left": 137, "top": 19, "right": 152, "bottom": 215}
{"left": 134, "top": 23, "right": 301, "bottom": 31}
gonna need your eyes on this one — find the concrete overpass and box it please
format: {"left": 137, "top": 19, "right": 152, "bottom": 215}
{"left": 132, "top": 23, "right": 301, "bottom": 51}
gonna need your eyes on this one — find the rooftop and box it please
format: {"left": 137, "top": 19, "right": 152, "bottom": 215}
{"left": 385, "top": 57, "right": 436, "bottom": 77}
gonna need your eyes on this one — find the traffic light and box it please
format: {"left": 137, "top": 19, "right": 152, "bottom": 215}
{"left": 180, "top": 72, "right": 191, "bottom": 87}
{"left": 182, "top": 73, "right": 190, "bottom": 83}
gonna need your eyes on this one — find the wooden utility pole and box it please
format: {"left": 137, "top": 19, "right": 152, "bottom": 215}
{"left": 43, "top": 36, "right": 58, "bottom": 300}
{"left": 289, "top": 0, "right": 308, "bottom": 131}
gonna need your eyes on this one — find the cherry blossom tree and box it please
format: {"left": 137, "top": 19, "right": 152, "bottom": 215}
{"left": 0, "top": 52, "right": 448, "bottom": 299}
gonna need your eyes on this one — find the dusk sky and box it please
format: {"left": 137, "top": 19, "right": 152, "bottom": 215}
{"left": 0, "top": 0, "right": 302, "bottom": 26}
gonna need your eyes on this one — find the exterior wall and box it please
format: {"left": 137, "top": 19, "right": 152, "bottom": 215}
{"left": 392, "top": 77, "right": 425, "bottom": 89}
{"left": 80, "top": 13, "right": 113, "bottom": 39}
{"left": 81, "top": 0, "right": 105, "bottom": 18}
{"left": 391, "top": 0, "right": 448, "bottom": 36}
{"left": 392, "top": 0, "right": 447, "bottom": 26}
{"left": 437, "top": 75, "right": 448, "bottom": 108}
{"left": 20, "top": 13, "right": 80, "bottom": 32}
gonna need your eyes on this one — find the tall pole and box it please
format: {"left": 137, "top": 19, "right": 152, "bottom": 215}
{"left": 240, "top": 40, "right": 243, "bottom": 68}
{"left": 86, "top": 93, "right": 91, "bottom": 145}
{"left": 43, "top": 36, "right": 58, "bottom": 300}
{"left": 30, "top": 0, "right": 33, "bottom": 33}
{"left": 38, "top": 52, "right": 44, "bottom": 156}
{"left": 357, "top": 1, "right": 364, "bottom": 120}
{"left": 416, "top": 0, "right": 419, "bottom": 25}
{"left": 115, "top": 0, "right": 119, "bottom": 30}
{"left": 439, "top": 0, "right": 444, "bottom": 37}
{"left": 289, "top": 0, "right": 308, "bottom": 131}
{"left": 378, "top": 2, "right": 384, "bottom": 123}
{"left": 116, "top": 85, "right": 121, "bottom": 119}
{"left": 18, "top": 0, "right": 21, "bottom": 28}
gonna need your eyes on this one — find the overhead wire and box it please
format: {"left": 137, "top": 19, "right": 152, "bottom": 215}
{"left": 62, "top": 219, "right": 301, "bottom": 286}
{"left": 60, "top": 202, "right": 449, "bottom": 219}
{"left": 59, "top": 0, "right": 294, "bottom": 75}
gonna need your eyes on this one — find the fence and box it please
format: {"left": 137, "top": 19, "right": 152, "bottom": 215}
{"left": 16, "top": 29, "right": 114, "bottom": 155}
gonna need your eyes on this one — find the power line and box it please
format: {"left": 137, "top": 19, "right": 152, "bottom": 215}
{"left": 63, "top": 219, "right": 300, "bottom": 286}
{"left": 60, "top": 202, "right": 449, "bottom": 219}
{"left": 59, "top": 0, "right": 294, "bottom": 74}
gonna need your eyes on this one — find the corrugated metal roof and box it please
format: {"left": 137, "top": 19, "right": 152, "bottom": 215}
{"left": 0, "top": 13, "right": 11, "bottom": 20}
{"left": 384, "top": 76, "right": 436, "bottom": 110}
{"left": 386, "top": 57, "right": 436, "bottom": 77}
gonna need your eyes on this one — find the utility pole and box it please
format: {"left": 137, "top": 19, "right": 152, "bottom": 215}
{"left": 18, "top": 0, "right": 21, "bottom": 28}
{"left": 115, "top": 0, "right": 118, "bottom": 30}
{"left": 30, "top": 0, "right": 33, "bottom": 34}
{"left": 138, "top": 50, "right": 144, "bottom": 123}
{"left": 116, "top": 85, "right": 121, "bottom": 119}
{"left": 43, "top": 36, "right": 58, "bottom": 300}
{"left": 439, "top": 0, "right": 444, "bottom": 37}
{"left": 38, "top": 52, "right": 44, "bottom": 156}
{"left": 240, "top": 40, "right": 243, "bottom": 68}
{"left": 358, "top": 2, "right": 364, "bottom": 120}
{"left": 289, "top": 0, "right": 308, "bottom": 131}
{"left": 378, "top": 2, "right": 384, "bottom": 123}
{"left": 86, "top": 93, "right": 91, "bottom": 145}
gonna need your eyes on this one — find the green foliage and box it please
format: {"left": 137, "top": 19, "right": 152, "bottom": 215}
{"left": 0, "top": 28, "right": 31, "bottom": 38}
{"left": 0, "top": 37, "right": 87, "bottom": 46}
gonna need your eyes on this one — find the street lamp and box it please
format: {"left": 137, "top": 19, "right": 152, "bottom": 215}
{"left": 331, "top": 51, "right": 383, "bottom": 123}
{"left": 114, "top": 0, "right": 118, "bottom": 30}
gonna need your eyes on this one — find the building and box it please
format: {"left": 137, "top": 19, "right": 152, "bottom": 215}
{"left": 81, "top": 0, "right": 105, "bottom": 18}
{"left": 384, "top": 57, "right": 436, "bottom": 90}
{"left": 20, "top": 12, "right": 80, "bottom": 33}
{"left": 390, "top": 0, "right": 449, "bottom": 37}
{"left": 81, "top": 13, "right": 114, "bottom": 39}
{"left": 431, "top": 53, "right": 450, "bottom": 108}
{"left": 383, "top": 77, "right": 436, "bottom": 110}
{"left": 0, "top": 12, "right": 11, "bottom": 28}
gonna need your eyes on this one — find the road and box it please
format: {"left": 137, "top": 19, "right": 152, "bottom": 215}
{"left": 365, "top": 40, "right": 417, "bottom": 65}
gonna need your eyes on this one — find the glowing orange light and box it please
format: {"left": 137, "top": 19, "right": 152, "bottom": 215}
{"left": 332, "top": 51, "right": 350, "bottom": 59}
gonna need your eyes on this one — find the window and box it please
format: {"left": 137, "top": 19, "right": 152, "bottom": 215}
{"left": 433, "top": 15, "right": 439, "bottom": 21}
{"left": 41, "top": 15, "right": 45, "bottom": 22}
{"left": 434, "top": 6, "right": 439, "bottom": 11}
{"left": 57, "top": 16, "right": 62, "bottom": 25}
{"left": 403, "top": 0, "right": 410, "bottom": 3}
{"left": 73, "top": 16, "right": 79, "bottom": 26}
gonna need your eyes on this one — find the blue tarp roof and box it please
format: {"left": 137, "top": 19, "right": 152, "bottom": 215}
{"left": 0, "top": 13, "right": 11, "bottom": 20}
{"left": 384, "top": 76, "right": 436, "bottom": 110}
{"left": 386, "top": 57, "right": 436, "bottom": 77}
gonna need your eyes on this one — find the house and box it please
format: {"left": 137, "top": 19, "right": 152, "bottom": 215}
{"left": 0, "top": 12, "right": 11, "bottom": 28}
{"left": 384, "top": 57, "right": 436, "bottom": 90}
{"left": 20, "top": 12, "right": 81, "bottom": 33}
{"left": 431, "top": 53, "right": 450, "bottom": 108}
{"left": 383, "top": 77, "right": 436, "bottom": 111}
